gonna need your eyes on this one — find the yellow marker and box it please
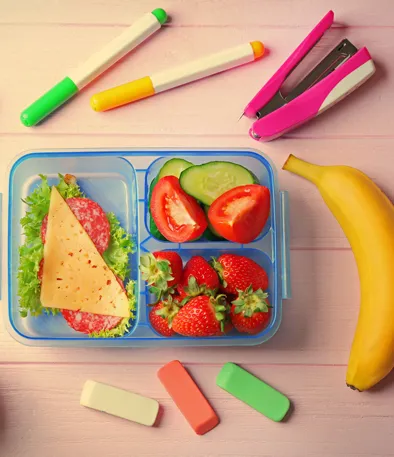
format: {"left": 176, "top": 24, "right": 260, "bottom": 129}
{"left": 91, "top": 41, "right": 265, "bottom": 111}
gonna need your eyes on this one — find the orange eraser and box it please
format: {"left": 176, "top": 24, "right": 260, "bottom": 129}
{"left": 157, "top": 360, "right": 219, "bottom": 435}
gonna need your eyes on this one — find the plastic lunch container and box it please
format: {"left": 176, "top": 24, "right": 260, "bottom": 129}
{"left": 4, "top": 148, "right": 291, "bottom": 347}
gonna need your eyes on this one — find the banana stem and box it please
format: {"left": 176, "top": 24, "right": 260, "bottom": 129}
{"left": 282, "top": 154, "right": 323, "bottom": 184}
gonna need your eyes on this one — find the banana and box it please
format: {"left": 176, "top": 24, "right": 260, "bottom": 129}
{"left": 283, "top": 154, "right": 394, "bottom": 391}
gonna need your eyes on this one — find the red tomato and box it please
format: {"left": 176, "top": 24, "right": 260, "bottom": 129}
{"left": 208, "top": 185, "right": 270, "bottom": 243}
{"left": 151, "top": 176, "right": 208, "bottom": 243}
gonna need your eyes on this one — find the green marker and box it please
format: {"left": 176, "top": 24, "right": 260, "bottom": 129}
{"left": 20, "top": 8, "right": 167, "bottom": 127}
{"left": 216, "top": 362, "right": 290, "bottom": 422}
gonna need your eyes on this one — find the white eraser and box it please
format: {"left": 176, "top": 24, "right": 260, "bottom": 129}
{"left": 80, "top": 380, "right": 159, "bottom": 426}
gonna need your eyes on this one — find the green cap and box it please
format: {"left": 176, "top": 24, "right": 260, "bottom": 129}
{"left": 216, "top": 362, "right": 290, "bottom": 422}
{"left": 151, "top": 8, "right": 168, "bottom": 25}
{"left": 20, "top": 77, "right": 78, "bottom": 127}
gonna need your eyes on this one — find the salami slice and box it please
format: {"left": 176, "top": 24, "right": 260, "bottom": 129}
{"left": 41, "top": 197, "right": 110, "bottom": 253}
{"left": 38, "top": 258, "right": 44, "bottom": 282}
{"left": 60, "top": 278, "right": 127, "bottom": 334}
{"left": 61, "top": 309, "right": 123, "bottom": 334}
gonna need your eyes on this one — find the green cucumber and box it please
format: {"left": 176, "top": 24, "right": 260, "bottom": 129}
{"left": 204, "top": 227, "right": 223, "bottom": 241}
{"left": 179, "top": 161, "right": 259, "bottom": 206}
{"left": 203, "top": 205, "right": 223, "bottom": 239}
{"left": 148, "top": 176, "right": 167, "bottom": 241}
{"left": 158, "top": 158, "right": 193, "bottom": 180}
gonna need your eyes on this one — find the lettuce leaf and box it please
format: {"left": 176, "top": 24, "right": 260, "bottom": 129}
{"left": 20, "top": 174, "right": 83, "bottom": 243}
{"left": 102, "top": 212, "right": 135, "bottom": 280}
{"left": 89, "top": 281, "right": 137, "bottom": 338}
{"left": 17, "top": 174, "right": 136, "bottom": 335}
{"left": 18, "top": 238, "right": 45, "bottom": 317}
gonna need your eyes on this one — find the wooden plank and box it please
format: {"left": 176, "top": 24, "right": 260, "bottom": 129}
{"left": 1, "top": 0, "right": 393, "bottom": 455}
{"left": 1, "top": 135, "right": 393, "bottom": 250}
{"left": 1, "top": 363, "right": 394, "bottom": 456}
{"left": 2, "top": 0, "right": 394, "bottom": 26}
{"left": 0, "top": 249, "right": 360, "bottom": 364}
{"left": 1, "top": 26, "right": 390, "bottom": 137}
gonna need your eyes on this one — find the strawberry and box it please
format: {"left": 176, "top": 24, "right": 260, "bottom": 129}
{"left": 172, "top": 294, "right": 228, "bottom": 337}
{"left": 149, "top": 295, "right": 181, "bottom": 337}
{"left": 140, "top": 251, "right": 183, "bottom": 298}
{"left": 178, "top": 256, "right": 219, "bottom": 298}
{"left": 230, "top": 286, "right": 271, "bottom": 335}
{"left": 211, "top": 254, "right": 269, "bottom": 295}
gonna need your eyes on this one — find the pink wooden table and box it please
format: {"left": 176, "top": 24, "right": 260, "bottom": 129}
{"left": 1, "top": 1, "right": 394, "bottom": 455}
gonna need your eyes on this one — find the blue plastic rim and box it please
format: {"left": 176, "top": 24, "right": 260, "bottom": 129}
{"left": 6, "top": 148, "right": 291, "bottom": 347}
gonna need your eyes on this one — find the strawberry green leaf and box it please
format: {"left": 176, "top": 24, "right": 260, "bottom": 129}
{"left": 153, "top": 295, "right": 180, "bottom": 327}
{"left": 210, "top": 294, "right": 229, "bottom": 329}
{"left": 215, "top": 312, "right": 224, "bottom": 321}
{"left": 139, "top": 253, "right": 174, "bottom": 296}
{"left": 232, "top": 287, "right": 269, "bottom": 317}
{"left": 210, "top": 257, "right": 228, "bottom": 288}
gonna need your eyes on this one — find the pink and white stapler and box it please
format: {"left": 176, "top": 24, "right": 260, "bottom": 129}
{"left": 244, "top": 10, "right": 375, "bottom": 142}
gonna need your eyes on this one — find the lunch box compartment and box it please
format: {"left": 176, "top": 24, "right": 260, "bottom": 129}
{"left": 145, "top": 155, "right": 273, "bottom": 243}
{"left": 5, "top": 148, "right": 290, "bottom": 347}
{"left": 144, "top": 248, "right": 276, "bottom": 339}
{"left": 7, "top": 154, "right": 140, "bottom": 341}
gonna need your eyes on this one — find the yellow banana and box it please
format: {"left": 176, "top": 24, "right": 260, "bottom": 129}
{"left": 283, "top": 154, "right": 394, "bottom": 391}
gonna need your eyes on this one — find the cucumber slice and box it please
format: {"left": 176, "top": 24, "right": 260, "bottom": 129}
{"left": 158, "top": 158, "right": 193, "bottom": 180}
{"left": 180, "top": 161, "right": 259, "bottom": 206}
{"left": 148, "top": 176, "right": 167, "bottom": 241}
{"left": 203, "top": 205, "right": 223, "bottom": 239}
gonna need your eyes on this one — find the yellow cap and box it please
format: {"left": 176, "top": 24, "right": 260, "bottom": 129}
{"left": 90, "top": 76, "right": 155, "bottom": 112}
{"left": 250, "top": 41, "right": 265, "bottom": 59}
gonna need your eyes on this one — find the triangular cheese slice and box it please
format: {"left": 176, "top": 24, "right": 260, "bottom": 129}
{"left": 40, "top": 187, "right": 130, "bottom": 318}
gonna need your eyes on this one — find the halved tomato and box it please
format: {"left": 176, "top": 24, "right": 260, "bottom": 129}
{"left": 151, "top": 176, "right": 208, "bottom": 243}
{"left": 208, "top": 185, "right": 270, "bottom": 243}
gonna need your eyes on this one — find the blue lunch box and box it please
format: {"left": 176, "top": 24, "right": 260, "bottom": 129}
{"left": 5, "top": 148, "right": 291, "bottom": 347}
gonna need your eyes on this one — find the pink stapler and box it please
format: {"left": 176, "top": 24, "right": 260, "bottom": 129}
{"left": 244, "top": 10, "right": 375, "bottom": 142}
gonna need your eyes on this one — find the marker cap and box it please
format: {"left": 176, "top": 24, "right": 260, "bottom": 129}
{"left": 151, "top": 8, "right": 168, "bottom": 25}
{"left": 250, "top": 41, "right": 265, "bottom": 59}
{"left": 90, "top": 76, "right": 155, "bottom": 112}
{"left": 20, "top": 77, "right": 78, "bottom": 127}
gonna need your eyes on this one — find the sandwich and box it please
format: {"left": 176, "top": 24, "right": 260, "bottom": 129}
{"left": 18, "top": 173, "right": 136, "bottom": 337}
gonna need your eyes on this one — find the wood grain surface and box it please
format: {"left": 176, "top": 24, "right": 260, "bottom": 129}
{"left": 1, "top": 1, "right": 393, "bottom": 455}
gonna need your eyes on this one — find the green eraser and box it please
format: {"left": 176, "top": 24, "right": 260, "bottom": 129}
{"left": 216, "top": 363, "right": 290, "bottom": 422}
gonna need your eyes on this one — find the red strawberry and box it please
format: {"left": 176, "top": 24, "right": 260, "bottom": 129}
{"left": 140, "top": 251, "right": 183, "bottom": 298}
{"left": 149, "top": 296, "right": 181, "bottom": 337}
{"left": 230, "top": 286, "right": 271, "bottom": 335}
{"left": 211, "top": 254, "right": 269, "bottom": 295}
{"left": 178, "top": 256, "right": 219, "bottom": 298}
{"left": 172, "top": 294, "right": 228, "bottom": 337}
{"left": 153, "top": 251, "right": 183, "bottom": 287}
